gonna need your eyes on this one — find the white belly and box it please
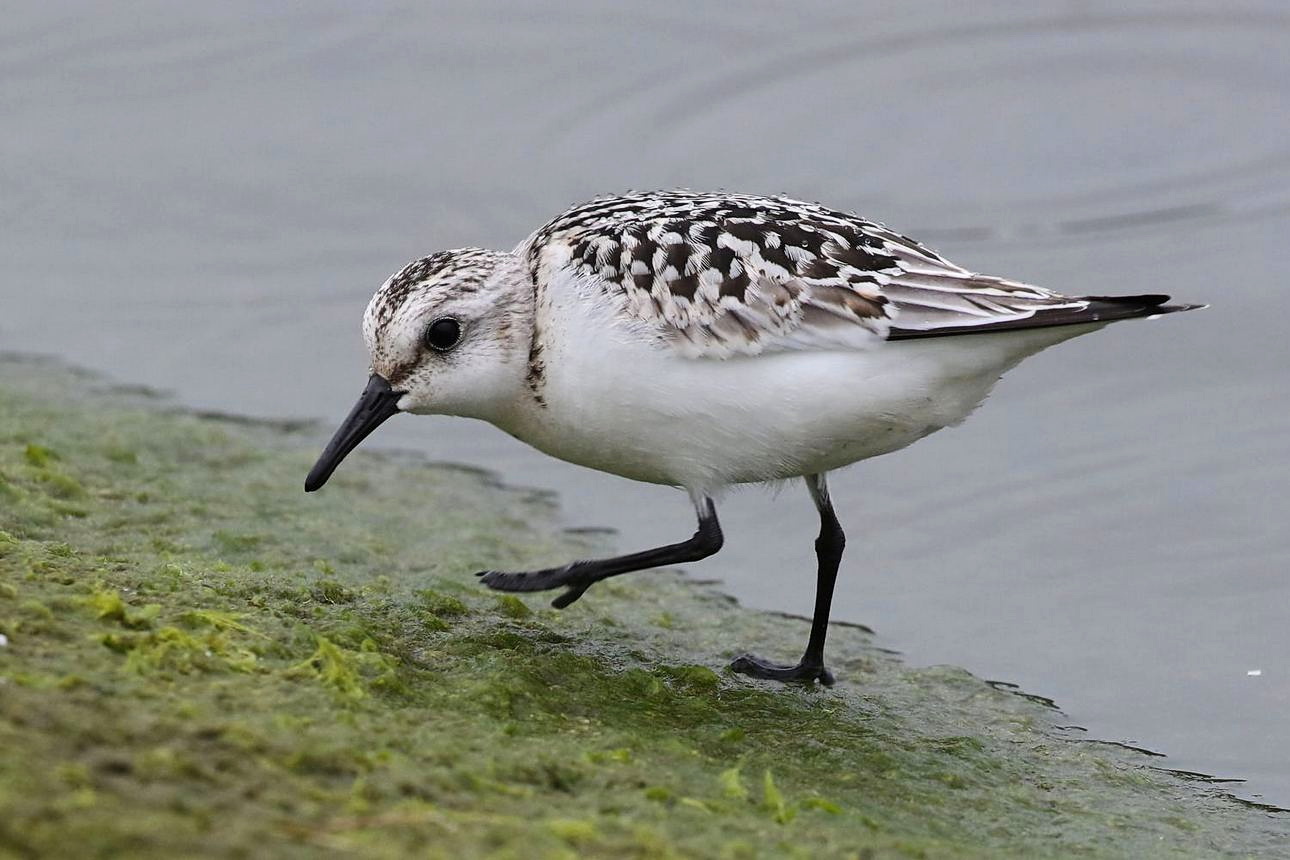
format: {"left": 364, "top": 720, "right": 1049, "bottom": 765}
{"left": 500, "top": 295, "right": 1100, "bottom": 492}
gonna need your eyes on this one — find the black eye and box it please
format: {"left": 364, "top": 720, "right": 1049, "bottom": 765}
{"left": 423, "top": 318, "right": 462, "bottom": 351}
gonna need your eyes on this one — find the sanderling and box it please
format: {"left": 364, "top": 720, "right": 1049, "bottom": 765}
{"left": 305, "top": 189, "right": 1200, "bottom": 685}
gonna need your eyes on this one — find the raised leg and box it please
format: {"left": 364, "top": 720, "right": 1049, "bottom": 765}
{"left": 478, "top": 494, "right": 723, "bottom": 609}
{"left": 730, "top": 473, "right": 844, "bottom": 685}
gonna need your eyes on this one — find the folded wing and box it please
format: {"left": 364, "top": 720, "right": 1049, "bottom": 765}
{"left": 520, "top": 190, "right": 1191, "bottom": 358}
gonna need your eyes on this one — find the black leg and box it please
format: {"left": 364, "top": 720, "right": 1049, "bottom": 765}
{"left": 478, "top": 496, "right": 723, "bottom": 608}
{"left": 730, "top": 474, "right": 844, "bottom": 685}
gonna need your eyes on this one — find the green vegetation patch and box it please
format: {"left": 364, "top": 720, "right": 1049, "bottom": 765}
{"left": 0, "top": 356, "right": 1284, "bottom": 859}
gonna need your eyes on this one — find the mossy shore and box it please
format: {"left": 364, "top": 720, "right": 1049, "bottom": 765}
{"left": 0, "top": 355, "right": 1283, "bottom": 859}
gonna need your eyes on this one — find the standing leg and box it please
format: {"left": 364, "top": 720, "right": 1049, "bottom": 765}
{"left": 730, "top": 473, "right": 844, "bottom": 685}
{"left": 479, "top": 492, "right": 723, "bottom": 609}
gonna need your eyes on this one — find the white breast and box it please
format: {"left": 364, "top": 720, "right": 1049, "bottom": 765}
{"left": 500, "top": 272, "right": 1101, "bottom": 492}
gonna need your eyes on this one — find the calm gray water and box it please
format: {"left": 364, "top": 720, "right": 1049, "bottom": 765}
{"left": 4, "top": 1, "right": 1289, "bottom": 807}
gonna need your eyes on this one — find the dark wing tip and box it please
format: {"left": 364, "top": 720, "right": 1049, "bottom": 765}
{"left": 1083, "top": 294, "right": 1192, "bottom": 309}
{"left": 889, "top": 293, "right": 1205, "bottom": 340}
{"left": 1082, "top": 294, "right": 1208, "bottom": 318}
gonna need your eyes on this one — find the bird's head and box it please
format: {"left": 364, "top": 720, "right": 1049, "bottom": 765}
{"left": 304, "top": 248, "right": 533, "bottom": 491}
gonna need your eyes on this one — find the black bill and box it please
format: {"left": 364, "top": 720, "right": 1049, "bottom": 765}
{"left": 304, "top": 374, "right": 404, "bottom": 492}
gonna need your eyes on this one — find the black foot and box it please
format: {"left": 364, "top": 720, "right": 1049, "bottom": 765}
{"left": 729, "top": 653, "right": 835, "bottom": 686}
{"left": 476, "top": 567, "right": 591, "bottom": 609}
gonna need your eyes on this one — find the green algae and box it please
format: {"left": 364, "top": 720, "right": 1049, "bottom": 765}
{"left": 0, "top": 355, "right": 1285, "bottom": 859}
{"left": 495, "top": 593, "right": 532, "bottom": 620}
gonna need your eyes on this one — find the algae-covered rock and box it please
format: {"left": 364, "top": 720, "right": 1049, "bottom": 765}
{"left": 0, "top": 355, "right": 1285, "bottom": 858}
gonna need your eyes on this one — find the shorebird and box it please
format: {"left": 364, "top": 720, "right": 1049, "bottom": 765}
{"left": 305, "top": 190, "right": 1198, "bottom": 685}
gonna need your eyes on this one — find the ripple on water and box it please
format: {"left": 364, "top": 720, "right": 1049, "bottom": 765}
{"left": 544, "top": 8, "right": 1290, "bottom": 248}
